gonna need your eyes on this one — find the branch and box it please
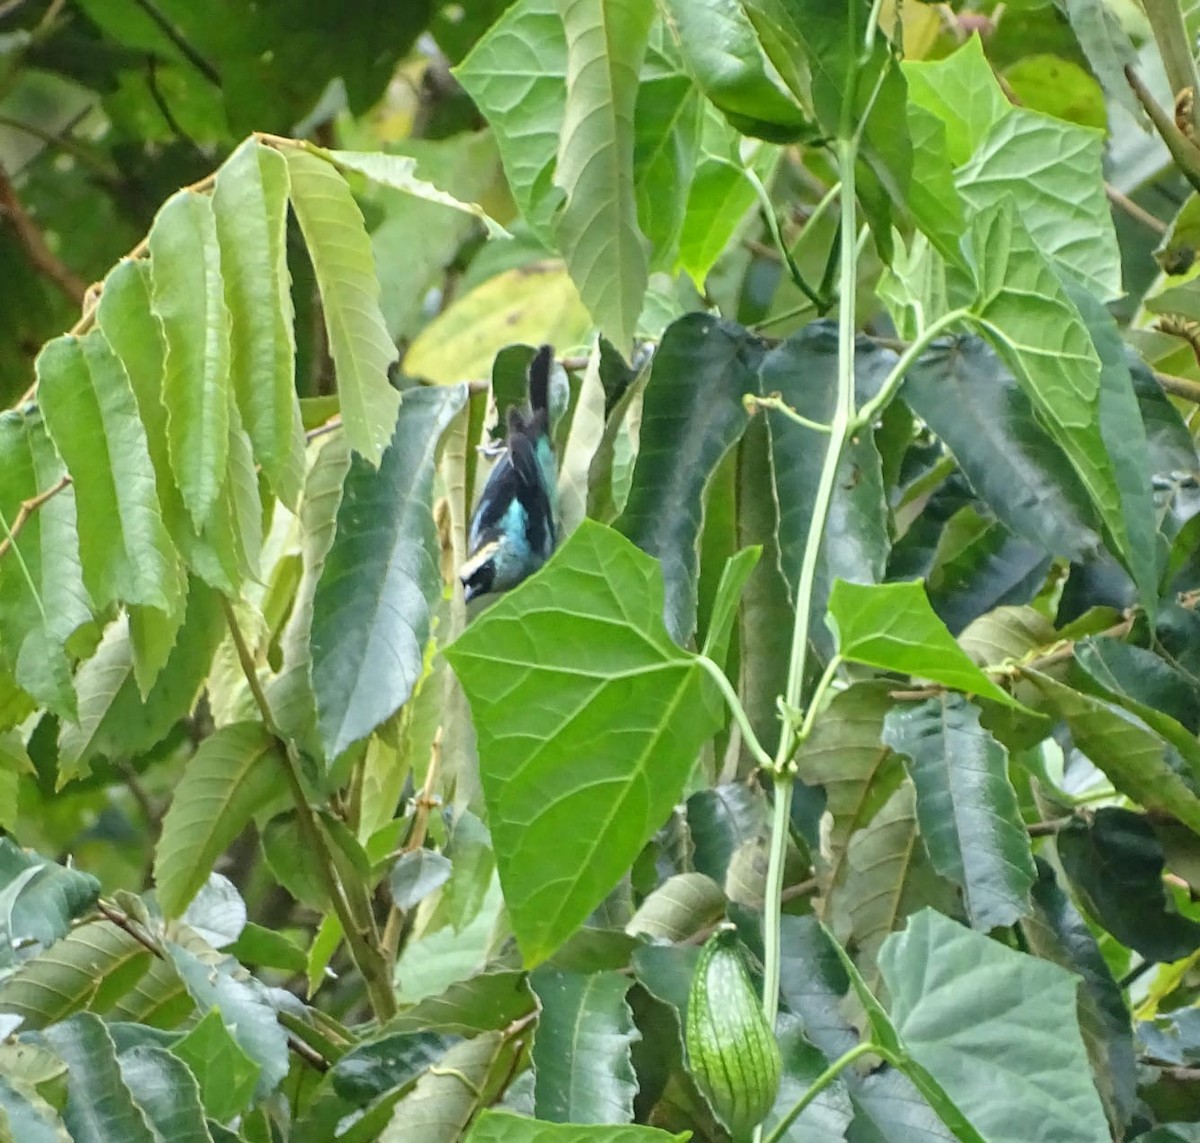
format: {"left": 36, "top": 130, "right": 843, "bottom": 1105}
{"left": 1155, "top": 369, "right": 1200, "bottom": 405}
{"left": 129, "top": 0, "right": 221, "bottom": 85}
{"left": 0, "top": 474, "right": 71, "bottom": 563}
{"left": 1141, "top": 0, "right": 1200, "bottom": 140}
{"left": 0, "top": 165, "right": 88, "bottom": 304}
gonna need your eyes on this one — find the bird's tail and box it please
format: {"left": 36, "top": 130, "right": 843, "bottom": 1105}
{"left": 528, "top": 344, "right": 554, "bottom": 418}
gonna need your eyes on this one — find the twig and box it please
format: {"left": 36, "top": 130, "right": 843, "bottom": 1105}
{"left": 0, "top": 165, "right": 87, "bottom": 303}
{"left": 1105, "top": 184, "right": 1167, "bottom": 235}
{"left": 1027, "top": 817, "right": 1073, "bottom": 838}
{"left": 129, "top": 0, "right": 221, "bottom": 85}
{"left": 1155, "top": 369, "right": 1200, "bottom": 405}
{"left": 0, "top": 474, "right": 71, "bottom": 563}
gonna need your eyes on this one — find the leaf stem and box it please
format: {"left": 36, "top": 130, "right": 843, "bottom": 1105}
{"left": 697, "top": 655, "right": 774, "bottom": 772}
{"left": 221, "top": 596, "right": 397, "bottom": 1021}
{"left": 746, "top": 393, "right": 831, "bottom": 434}
{"left": 792, "top": 654, "right": 843, "bottom": 754}
{"left": 763, "top": 1040, "right": 880, "bottom": 1143}
{"left": 745, "top": 165, "right": 831, "bottom": 312}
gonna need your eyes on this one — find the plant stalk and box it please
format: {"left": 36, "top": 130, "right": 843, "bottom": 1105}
{"left": 763, "top": 1040, "right": 880, "bottom": 1143}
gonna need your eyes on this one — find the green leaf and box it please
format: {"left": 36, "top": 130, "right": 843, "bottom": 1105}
{"left": 382, "top": 971, "right": 536, "bottom": 1036}
{"left": 0, "top": 920, "right": 149, "bottom": 1029}
{"left": 1022, "top": 859, "right": 1136, "bottom": 1133}
{"left": 882, "top": 695, "right": 1035, "bottom": 930}
{"left": 616, "top": 314, "right": 762, "bottom": 645}
{"left": 957, "top": 605, "right": 1057, "bottom": 670}
{"left": 0, "top": 839, "right": 100, "bottom": 968}
{"left": 0, "top": 412, "right": 89, "bottom": 720}
{"left": 117, "top": 1044, "right": 213, "bottom": 1143}
{"left": 968, "top": 204, "right": 1130, "bottom": 580}
{"left": 530, "top": 968, "right": 639, "bottom": 1123}
{"left": 453, "top": 0, "right": 566, "bottom": 244}
{"left": 1058, "top": 807, "right": 1200, "bottom": 962}
{"left": 768, "top": 1014, "right": 854, "bottom": 1143}
{"left": 0, "top": 1075, "right": 69, "bottom": 1143}
{"left": 284, "top": 149, "right": 400, "bottom": 466}
{"left": 827, "top": 580, "right": 1023, "bottom": 709}
{"left": 904, "top": 103, "right": 967, "bottom": 265}
{"left": 446, "top": 520, "right": 723, "bottom": 964}
{"left": 661, "top": 0, "right": 811, "bottom": 141}
{"left": 467, "top": 1111, "right": 689, "bottom": 1142}
{"left": 879, "top": 909, "right": 1111, "bottom": 1143}
{"left": 152, "top": 725, "right": 276, "bottom": 922}
{"left": 763, "top": 324, "right": 894, "bottom": 656}
{"left": 213, "top": 138, "right": 304, "bottom": 508}
{"left": 676, "top": 155, "right": 758, "bottom": 288}
{"left": 311, "top": 385, "right": 467, "bottom": 758}
{"left": 553, "top": 0, "right": 653, "bottom": 353}
{"left": 903, "top": 337, "right": 1101, "bottom": 562}
{"left": 626, "top": 873, "right": 726, "bottom": 941}
{"left": 148, "top": 189, "right": 232, "bottom": 529}
{"left": 167, "top": 943, "right": 288, "bottom": 1099}
{"left": 1024, "top": 668, "right": 1200, "bottom": 835}
{"left": 42, "top": 1013, "right": 157, "bottom": 1143}
{"left": 169, "top": 1007, "right": 260, "bottom": 1121}
{"left": 390, "top": 850, "right": 453, "bottom": 911}
{"left": 1054, "top": 0, "right": 1141, "bottom": 120}
{"left": 318, "top": 148, "right": 510, "bottom": 239}
{"left": 37, "top": 331, "right": 183, "bottom": 620}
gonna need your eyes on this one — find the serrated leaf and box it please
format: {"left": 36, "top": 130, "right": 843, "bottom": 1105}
{"left": 531, "top": 968, "right": 639, "bottom": 1123}
{"left": 169, "top": 1007, "right": 259, "bottom": 1121}
{"left": 154, "top": 723, "right": 278, "bottom": 917}
{"left": 311, "top": 385, "right": 467, "bottom": 758}
{"left": 446, "top": 520, "right": 723, "bottom": 964}
{"left": 213, "top": 138, "right": 304, "bottom": 508}
{"left": 883, "top": 695, "right": 1035, "bottom": 930}
{"left": 553, "top": 0, "right": 652, "bottom": 353}
{"left": 879, "top": 909, "right": 1111, "bottom": 1143}
{"left": 0, "top": 920, "right": 149, "bottom": 1029}
{"left": 42, "top": 1013, "right": 157, "bottom": 1143}
{"left": 285, "top": 149, "right": 400, "bottom": 466}
{"left": 117, "top": 1044, "right": 213, "bottom": 1143}
{"left": 616, "top": 314, "right": 762, "bottom": 645}
{"left": 149, "top": 189, "right": 232, "bottom": 529}
{"left": 828, "top": 580, "right": 1023, "bottom": 708}
{"left": 319, "top": 148, "right": 510, "bottom": 238}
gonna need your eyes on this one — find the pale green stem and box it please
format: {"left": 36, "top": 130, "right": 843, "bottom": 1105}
{"left": 853, "top": 306, "right": 973, "bottom": 432}
{"left": 763, "top": 1040, "right": 881, "bottom": 1143}
{"left": 759, "top": 768, "right": 792, "bottom": 1033}
{"left": 745, "top": 165, "right": 827, "bottom": 309}
{"left": 748, "top": 394, "right": 831, "bottom": 434}
{"left": 696, "top": 654, "right": 774, "bottom": 772}
{"left": 792, "top": 655, "right": 843, "bottom": 753}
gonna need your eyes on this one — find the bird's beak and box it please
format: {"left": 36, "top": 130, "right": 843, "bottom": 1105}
{"left": 461, "top": 578, "right": 479, "bottom": 603}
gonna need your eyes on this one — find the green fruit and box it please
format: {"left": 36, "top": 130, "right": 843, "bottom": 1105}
{"left": 685, "top": 924, "right": 783, "bottom": 1140}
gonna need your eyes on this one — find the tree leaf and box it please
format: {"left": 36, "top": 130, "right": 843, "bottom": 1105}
{"left": 149, "top": 189, "right": 232, "bottom": 529}
{"left": 827, "top": 580, "right": 1024, "bottom": 708}
{"left": 382, "top": 971, "right": 536, "bottom": 1037}
{"left": 467, "top": 1111, "right": 689, "bottom": 1142}
{"left": 882, "top": 695, "right": 1035, "bottom": 930}
{"left": 0, "top": 840, "right": 100, "bottom": 970}
{"left": 311, "top": 385, "right": 466, "bottom": 759}
{"left": 0, "top": 1075, "right": 69, "bottom": 1143}
{"left": 169, "top": 1007, "right": 260, "bottom": 1121}
{"left": 625, "top": 873, "right": 726, "bottom": 941}
{"left": 617, "top": 313, "right": 762, "bottom": 645}
{"left": 1057, "top": 807, "right": 1200, "bottom": 963}
{"left": 903, "top": 337, "right": 1101, "bottom": 561}
{"left": 676, "top": 155, "right": 758, "bottom": 288}
{"left": 552, "top": 0, "right": 653, "bottom": 353}
{"left": 153, "top": 723, "right": 278, "bottom": 917}
{"left": 42, "top": 1013, "right": 157, "bottom": 1143}
{"left": 213, "top": 138, "right": 304, "bottom": 508}
{"left": 531, "top": 968, "right": 639, "bottom": 1123}
{"left": 1054, "top": 0, "right": 1141, "bottom": 121}
{"left": 284, "top": 149, "right": 400, "bottom": 466}
{"left": 390, "top": 850, "right": 453, "bottom": 912}
{"left": 117, "top": 1044, "right": 213, "bottom": 1143}
{"left": 879, "top": 909, "right": 1112, "bottom": 1143}
{"left": 446, "top": 520, "right": 723, "bottom": 964}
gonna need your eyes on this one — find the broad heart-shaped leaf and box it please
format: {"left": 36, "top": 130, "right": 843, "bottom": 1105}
{"left": 762, "top": 324, "right": 895, "bottom": 659}
{"left": 882, "top": 695, "right": 1035, "bottom": 930}
{"left": 827, "top": 580, "right": 1023, "bottom": 709}
{"left": 616, "top": 313, "right": 762, "bottom": 645}
{"left": 0, "top": 411, "right": 88, "bottom": 719}
{"left": 318, "top": 147, "right": 510, "bottom": 238}
{"left": 445, "top": 520, "right": 723, "bottom": 965}
{"left": 967, "top": 204, "right": 1132, "bottom": 584}
{"left": 468, "top": 1112, "right": 689, "bottom": 1142}
{"left": 661, "top": 0, "right": 811, "bottom": 141}
{"left": 117, "top": 1044, "right": 211, "bottom": 1143}
{"left": 42, "top": 1013, "right": 157, "bottom": 1143}
{"left": 213, "top": 138, "right": 304, "bottom": 509}
{"left": 285, "top": 148, "right": 400, "bottom": 467}
{"left": 311, "top": 385, "right": 467, "bottom": 759}
{"left": 1021, "top": 859, "right": 1136, "bottom": 1134}
{"left": 879, "top": 909, "right": 1111, "bottom": 1143}
{"left": 154, "top": 722, "right": 278, "bottom": 917}
{"left": 36, "top": 331, "right": 183, "bottom": 619}
{"left": 530, "top": 967, "right": 639, "bottom": 1123}
{"left": 1057, "top": 808, "right": 1200, "bottom": 963}
{"left": 902, "top": 337, "right": 1101, "bottom": 562}
{"left": 149, "top": 188, "right": 232, "bottom": 530}
{"left": 553, "top": 0, "right": 653, "bottom": 354}
{"left": 0, "top": 839, "right": 99, "bottom": 969}
{"left": 1023, "top": 669, "right": 1200, "bottom": 836}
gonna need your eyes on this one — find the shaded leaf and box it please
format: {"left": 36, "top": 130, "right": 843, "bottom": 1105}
{"left": 467, "top": 1111, "right": 688, "bottom": 1141}
{"left": 0, "top": 840, "right": 99, "bottom": 969}
{"left": 117, "top": 1043, "right": 213, "bottom": 1143}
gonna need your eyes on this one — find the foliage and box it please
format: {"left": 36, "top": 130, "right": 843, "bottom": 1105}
{"left": 0, "top": 1, "right": 1199, "bottom": 1140}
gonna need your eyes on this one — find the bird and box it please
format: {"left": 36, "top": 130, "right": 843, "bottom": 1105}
{"left": 459, "top": 344, "right": 559, "bottom": 603}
